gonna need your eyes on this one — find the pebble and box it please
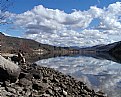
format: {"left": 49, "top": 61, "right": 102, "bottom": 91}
{"left": 6, "top": 87, "right": 16, "bottom": 94}
{"left": 63, "top": 90, "right": 67, "bottom": 96}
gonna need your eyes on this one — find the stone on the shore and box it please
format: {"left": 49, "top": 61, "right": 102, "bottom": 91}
{"left": 0, "top": 61, "right": 107, "bottom": 97}
{"left": 0, "top": 55, "right": 21, "bottom": 82}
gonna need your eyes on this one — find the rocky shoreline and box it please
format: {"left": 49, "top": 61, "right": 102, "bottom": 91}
{"left": 0, "top": 57, "right": 107, "bottom": 97}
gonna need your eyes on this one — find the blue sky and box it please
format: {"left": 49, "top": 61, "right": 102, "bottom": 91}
{"left": 0, "top": 0, "right": 121, "bottom": 47}
{"left": 1, "top": 0, "right": 119, "bottom": 36}
{"left": 9, "top": 0, "right": 119, "bottom": 13}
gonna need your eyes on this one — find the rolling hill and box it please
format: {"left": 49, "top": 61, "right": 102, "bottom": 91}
{"left": 0, "top": 32, "right": 79, "bottom": 61}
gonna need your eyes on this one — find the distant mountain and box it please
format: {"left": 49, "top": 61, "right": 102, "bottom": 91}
{"left": 80, "top": 44, "right": 105, "bottom": 51}
{"left": 80, "top": 41, "right": 121, "bottom": 63}
{"left": 69, "top": 46, "right": 81, "bottom": 49}
{"left": 80, "top": 41, "right": 121, "bottom": 52}
{"left": 95, "top": 41, "right": 121, "bottom": 52}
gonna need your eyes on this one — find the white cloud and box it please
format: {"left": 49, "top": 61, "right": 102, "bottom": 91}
{"left": 0, "top": 11, "right": 12, "bottom": 24}
{"left": 12, "top": 2, "right": 121, "bottom": 47}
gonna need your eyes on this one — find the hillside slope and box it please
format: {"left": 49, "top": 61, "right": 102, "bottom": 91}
{"left": 0, "top": 32, "right": 79, "bottom": 61}
{"left": 80, "top": 41, "right": 121, "bottom": 63}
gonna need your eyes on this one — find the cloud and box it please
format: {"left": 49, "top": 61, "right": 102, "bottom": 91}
{"left": 11, "top": 2, "right": 121, "bottom": 47}
{"left": 0, "top": 11, "right": 12, "bottom": 24}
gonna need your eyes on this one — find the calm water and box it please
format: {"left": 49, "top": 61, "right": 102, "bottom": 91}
{"left": 36, "top": 56, "right": 121, "bottom": 97}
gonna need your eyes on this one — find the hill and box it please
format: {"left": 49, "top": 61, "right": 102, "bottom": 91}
{"left": 80, "top": 41, "right": 121, "bottom": 63}
{"left": 0, "top": 32, "right": 79, "bottom": 61}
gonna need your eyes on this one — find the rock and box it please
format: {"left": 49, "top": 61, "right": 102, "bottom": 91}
{"left": 6, "top": 87, "right": 16, "bottom": 94}
{"left": 0, "top": 55, "right": 21, "bottom": 82}
{"left": 54, "top": 87, "right": 61, "bottom": 91}
{"left": 41, "top": 93, "right": 50, "bottom": 97}
{"left": 46, "top": 89, "right": 53, "bottom": 95}
{"left": 32, "top": 81, "right": 49, "bottom": 91}
{"left": 33, "top": 72, "right": 42, "bottom": 79}
{"left": 25, "top": 89, "right": 31, "bottom": 96}
{"left": 51, "top": 77, "right": 59, "bottom": 83}
{"left": 18, "top": 72, "right": 26, "bottom": 79}
{"left": 0, "top": 60, "right": 107, "bottom": 97}
{"left": 25, "top": 73, "right": 33, "bottom": 80}
{"left": 96, "top": 90, "right": 105, "bottom": 95}
{"left": 62, "top": 89, "right": 67, "bottom": 96}
{"left": 4, "top": 81, "right": 10, "bottom": 87}
{"left": 42, "top": 77, "right": 48, "bottom": 83}
{"left": 19, "top": 78, "right": 32, "bottom": 86}
{"left": 60, "top": 83, "right": 67, "bottom": 89}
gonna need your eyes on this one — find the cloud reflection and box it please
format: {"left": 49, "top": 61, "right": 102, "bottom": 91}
{"left": 36, "top": 56, "right": 121, "bottom": 97}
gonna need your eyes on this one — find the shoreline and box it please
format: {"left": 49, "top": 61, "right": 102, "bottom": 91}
{"left": 0, "top": 59, "right": 107, "bottom": 97}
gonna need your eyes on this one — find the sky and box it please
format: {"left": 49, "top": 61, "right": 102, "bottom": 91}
{"left": 0, "top": 0, "right": 121, "bottom": 47}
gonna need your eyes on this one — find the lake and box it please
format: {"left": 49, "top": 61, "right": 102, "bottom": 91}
{"left": 36, "top": 55, "right": 121, "bottom": 97}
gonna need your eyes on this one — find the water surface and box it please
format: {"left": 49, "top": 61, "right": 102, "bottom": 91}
{"left": 36, "top": 56, "right": 121, "bottom": 97}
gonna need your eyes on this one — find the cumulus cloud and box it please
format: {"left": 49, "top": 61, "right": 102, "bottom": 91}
{"left": 12, "top": 2, "right": 121, "bottom": 47}
{"left": 0, "top": 11, "right": 12, "bottom": 24}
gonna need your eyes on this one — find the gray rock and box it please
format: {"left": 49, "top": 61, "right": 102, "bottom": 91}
{"left": 46, "top": 89, "right": 53, "bottom": 95}
{"left": 0, "top": 55, "right": 21, "bottom": 82}
{"left": 6, "top": 87, "right": 16, "bottom": 94}
{"left": 32, "top": 81, "right": 49, "bottom": 91}
{"left": 19, "top": 78, "right": 32, "bottom": 86}
{"left": 0, "top": 60, "right": 107, "bottom": 97}
{"left": 63, "top": 89, "right": 67, "bottom": 96}
{"left": 54, "top": 87, "right": 61, "bottom": 91}
{"left": 33, "top": 73, "right": 42, "bottom": 79}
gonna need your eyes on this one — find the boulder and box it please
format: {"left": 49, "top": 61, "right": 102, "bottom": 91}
{"left": 0, "top": 55, "right": 21, "bottom": 82}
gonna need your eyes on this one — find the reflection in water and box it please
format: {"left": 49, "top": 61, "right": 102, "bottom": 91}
{"left": 36, "top": 56, "right": 121, "bottom": 97}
